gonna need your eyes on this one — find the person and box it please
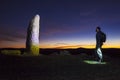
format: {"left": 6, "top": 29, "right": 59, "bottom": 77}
{"left": 95, "top": 26, "right": 104, "bottom": 63}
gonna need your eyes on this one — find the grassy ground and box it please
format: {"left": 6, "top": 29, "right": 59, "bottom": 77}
{"left": 0, "top": 54, "right": 120, "bottom": 80}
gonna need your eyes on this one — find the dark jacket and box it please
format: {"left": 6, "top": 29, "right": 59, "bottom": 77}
{"left": 96, "top": 31, "right": 103, "bottom": 47}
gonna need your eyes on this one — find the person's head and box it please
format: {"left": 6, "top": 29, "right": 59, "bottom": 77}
{"left": 96, "top": 26, "right": 101, "bottom": 32}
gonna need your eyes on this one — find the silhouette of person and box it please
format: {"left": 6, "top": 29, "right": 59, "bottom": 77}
{"left": 95, "top": 26, "right": 104, "bottom": 62}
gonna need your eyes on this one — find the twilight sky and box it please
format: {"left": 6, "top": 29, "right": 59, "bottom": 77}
{"left": 0, "top": 0, "right": 120, "bottom": 48}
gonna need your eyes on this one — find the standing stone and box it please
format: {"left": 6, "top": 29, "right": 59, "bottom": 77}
{"left": 26, "top": 14, "right": 40, "bottom": 55}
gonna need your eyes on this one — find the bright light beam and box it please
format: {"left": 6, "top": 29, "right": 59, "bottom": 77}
{"left": 84, "top": 60, "right": 107, "bottom": 64}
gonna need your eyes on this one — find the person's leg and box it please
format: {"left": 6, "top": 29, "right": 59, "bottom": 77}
{"left": 97, "top": 47, "right": 103, "bottom": 62}
{"left": 95, "top": 47, "right": 99, "bottom": 61}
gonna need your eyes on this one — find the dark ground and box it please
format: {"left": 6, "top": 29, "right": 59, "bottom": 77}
{"left": 0, "top": 48, "right": 120, "bottom": 80}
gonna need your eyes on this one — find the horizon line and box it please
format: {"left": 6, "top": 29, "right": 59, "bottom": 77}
{"left": 0, "top": 47, "right": 120, "bottom": 49}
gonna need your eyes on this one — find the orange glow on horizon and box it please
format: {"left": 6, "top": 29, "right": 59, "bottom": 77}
{"left": 0, "top": 42, "right": 120, "bottom": 49}
{"left": 39, "top": 44, "right": 120, "bottom": 49}
{"left": 0, "top": 45, "right": 120, "bottom": 49}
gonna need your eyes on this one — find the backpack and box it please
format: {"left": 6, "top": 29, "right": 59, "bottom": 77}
{"left": 101, "top": 32, "right": 106, "bottom": 42}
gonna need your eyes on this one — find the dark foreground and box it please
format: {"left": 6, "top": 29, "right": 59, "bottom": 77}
{"left": 0, "top": 54, "right": 120, "bottom": 80}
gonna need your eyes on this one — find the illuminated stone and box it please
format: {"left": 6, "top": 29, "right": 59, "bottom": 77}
{"left": 26, "top": 14, "right": 40, "bottom": 55}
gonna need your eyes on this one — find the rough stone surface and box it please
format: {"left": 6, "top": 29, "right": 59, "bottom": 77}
{"left": 26, "top": 14, "right": 40, "bottom": 55}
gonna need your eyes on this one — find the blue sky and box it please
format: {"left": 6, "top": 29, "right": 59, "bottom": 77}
{"left": 0, "top": 0, "right": 120, "bottom": 48}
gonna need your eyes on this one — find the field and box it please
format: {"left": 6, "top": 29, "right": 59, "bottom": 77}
{"left": 0, "top": 48, "right": 120, "bottom": 80}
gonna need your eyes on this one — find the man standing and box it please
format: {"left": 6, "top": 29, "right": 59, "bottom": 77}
{"left": 95, "top": 26, "right": 105, "bottom": 63}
